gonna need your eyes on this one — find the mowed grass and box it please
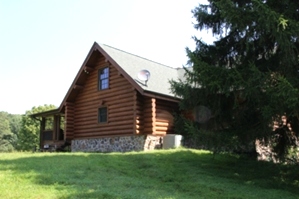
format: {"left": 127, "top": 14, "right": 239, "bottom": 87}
{"left": 0, "top": 149, "right": 298, "bottom": 199}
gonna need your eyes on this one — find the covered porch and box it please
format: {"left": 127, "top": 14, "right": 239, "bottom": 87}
{"left": 31, "top": 109, "right": 70, "bottom": 151}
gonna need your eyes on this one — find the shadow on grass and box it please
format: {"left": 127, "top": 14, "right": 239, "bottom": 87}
{"left": 0, "top": 149, "right": 298, "bottom": 199}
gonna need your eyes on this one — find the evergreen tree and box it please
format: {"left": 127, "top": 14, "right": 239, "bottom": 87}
{"left": 171, "top": 0, "right": 299, "bottom": 160}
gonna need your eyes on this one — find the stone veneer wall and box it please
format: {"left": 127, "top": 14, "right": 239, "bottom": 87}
{"left": 71, "top": 135, "right": 163, "bottom": 152}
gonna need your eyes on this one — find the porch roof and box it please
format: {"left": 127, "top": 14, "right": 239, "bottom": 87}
{"left": 30, "top": 108, "right": 62, "bottom": 118}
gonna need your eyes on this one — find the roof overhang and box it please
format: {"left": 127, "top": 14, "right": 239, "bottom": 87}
{"left": 57, "top": 42, "right": 182, "bottom": 112}
{"left": 30, "top": 108, "right": 62, "bottom": 118}
{"left": 143, "top": 90, "right": 181, "bottom": 103}
{"left": 58, "top": 42, "right": 147, "bottom": 112}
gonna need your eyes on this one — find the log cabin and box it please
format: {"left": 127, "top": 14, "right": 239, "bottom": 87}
{"left": 31, "top": 42, "right": 186, "bottom": 152}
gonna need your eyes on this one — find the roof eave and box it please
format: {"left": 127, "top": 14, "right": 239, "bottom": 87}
{"left": 58, "top": 42, "right": 98, "bottom": 112}
{"left": 30, "top": 108, "right": 61, "bottom": 118}
{"left": 94, "top": 43, "right": 144, "bottom": 94}
{"left": 143, "top": 90, "right": 181, "bottom": 103}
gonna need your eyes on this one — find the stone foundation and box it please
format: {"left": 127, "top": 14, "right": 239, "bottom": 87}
{"left": 71, "top": 135, "right": 163, "bottom": 152}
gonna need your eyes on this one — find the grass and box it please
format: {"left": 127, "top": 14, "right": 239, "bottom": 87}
{"left": 0, "top": 149, "right": 298, "bottom": 199}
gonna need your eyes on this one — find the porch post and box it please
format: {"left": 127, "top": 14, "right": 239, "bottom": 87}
{"left": 40, "top": 117, "right": 46, "bottom": 149}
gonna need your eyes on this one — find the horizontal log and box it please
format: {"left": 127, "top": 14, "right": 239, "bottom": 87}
{"left": 73, "top": 104, "right": 98, "bottom": 112}
{"left": 74, "top": 113, "right": 97, "bottom": 120}
{"left": 91, "top": 58, "right": 105, "bottom": 65}
{"left": 65, "top": 102, "right": 75, "bottom": 106}
{"left": 155, "top": 126, "right": 168, "bottom": 131}
{"left": 65, "top": 126, "right": 74, "bottom": 130}
{"left": 156, "top": 116, "right": 173, "bottom": 121}
{"left": 143, "top": 127, "right": 154, "bottom": 132}
{"left": 111, "top": 119, "right": 134, "bottom": 125}
{"left": 74, "top": 84, "right": 84, "bottom": 90}
{"left": 156, "top": 120, "right": 172, "bottom": 125}
{"left": 74, "top": 120, "right": 134, "bottom": 130}
{"left": 76, "top": 88, "right": 134, "bottom": 103}
{"left": 143, "top": 116, "right": 154, "bottom": 120}
{"left": 73, "top": 131, "right": 134, "bottom": 139}
{"left": 135, "top": 111, "right": 143, "bottom": 117}
{"left": 78, "top": 73, "right": 130, "bottom": 89}
{"left": 109, "top": 83, "right": 132, "bottom": 91}
{"left": 109, "top": 111, "right": 134, "bottom": 119}
{"left": 73, "top": 120, "right": 97, "bottom": 126}
{"left": 74, "top": 124, "right": 133, "bottom": 134}
{"left": 74, "top": 96, "right": 134, "bottom": 110}
{"left": 84, "top": 66, "right": 94, "bottom": 73}
{"left": 109, "top": 106, "right": 133, "bottom": 114}
{"left": 152, "top": 132, "right": 166, "bottom": 136}
{"left": 65, "top": 124, "right": 74, "bottom": 127}
{"left": 74, "top": 118, "right": 133, "bottom": 127}
{"left": 109, "top": 74, "right": 127, "bottom": 82}
{"left": 109, "top": 101, "right": 134, "bottom": 110}
{"left": 74, "top": 127, "right": 129, "bottom": 134}
{"left": 74, "top": 109, "right": 134, "bottom": 122}
{"left": 64, "top": 111, "right": 74, "bottom": 118}
{"left": 143, "top": 111, "right": 153, "bottom": 116}
{"left": 155, "top": 121, "right": 169, "bottom": 127}
{"left": 76, "top": 98, "right": 133, "bottom": 113}
{"left": 76, "top": 88, "right": 123, "bottom": 99}
{"left": 157, "top": 109, "right": 177, "bottom": 114}
{"left": 110, "top": 115, "right": 134, "bottom": 123}
{"left": 143, "top": 103, "right": 153, "bottom": 107}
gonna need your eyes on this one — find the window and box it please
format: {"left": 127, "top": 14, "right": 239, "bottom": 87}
{"left": 98, "top": 67, "right": 109, "bottom": 90}
{"left": 98, "top": 107, "right": 108, "bottom": 123}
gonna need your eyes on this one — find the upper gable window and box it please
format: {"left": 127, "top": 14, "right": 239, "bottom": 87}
{"left": 98, "top": 67, "right": 109, "bottom": 90}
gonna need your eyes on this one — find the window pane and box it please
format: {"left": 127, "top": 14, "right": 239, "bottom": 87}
{"left": 98, "top": 67, "right": 109, "bottom": 90}
{"left": 98, "top": 107, "right": 107, "bottom": 123}
{"left": 101, "top": 79, "right": 108, "bottom": 89}
{"left": 103, "top": 67, "right": 108, "bottom": 74}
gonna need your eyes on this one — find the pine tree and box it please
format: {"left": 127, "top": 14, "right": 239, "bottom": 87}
{"left": 171, "top": 0, "right": 299, "bottom": 160}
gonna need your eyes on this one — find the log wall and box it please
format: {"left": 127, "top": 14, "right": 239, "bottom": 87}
{"left": 134, "top": 91, "right": 144, "bottom": 134}
{"left": 154, "top": 99, "right": 178, "bottom": 135}
{"left": 140, "top": 96, "right": 178, "bottom": 136}
{"left": 142, "top": 97, "right": 156, "bottom": 134}
{"left": 73, "top": 56, "right": 135, "bottom": 139}
{"left": 65, "top": 102, "right": 74, "bottom": 140}
{"left": 64, "top": 52, "right": 180, "bottom": 140}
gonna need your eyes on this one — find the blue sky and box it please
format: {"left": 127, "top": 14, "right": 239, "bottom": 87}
{"left": 0, "top": 0, "right": 213, "bottom": 114}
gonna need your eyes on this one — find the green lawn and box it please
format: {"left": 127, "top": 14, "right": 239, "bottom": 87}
{"left": 0, "top": 149, "right": 298, "bottom": 199}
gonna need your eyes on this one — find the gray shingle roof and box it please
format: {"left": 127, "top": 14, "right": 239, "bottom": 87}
{"left": 99, "top": 44, "right": 183, "bottom": 97}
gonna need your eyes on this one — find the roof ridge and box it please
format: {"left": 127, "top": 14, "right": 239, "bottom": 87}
{"left": 100, "top": 43, "right": 177, "bottom": 70}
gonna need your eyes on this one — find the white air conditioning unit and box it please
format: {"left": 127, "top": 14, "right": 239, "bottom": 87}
{"left": 163, "top": 134, "right": 183, "bottom": 149}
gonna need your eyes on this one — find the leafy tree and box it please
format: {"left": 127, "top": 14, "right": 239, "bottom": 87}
{"left": 7, "top": 114, "right": 22, "bottom": 136}
{"left": 171, "top": 0, "right": 299, "bottom": 161}
{"left": 0, "top": 112, "right": 17, "bottom": 152}
{"left": 17, "top": 104, "right": 56, "bottom": 151}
